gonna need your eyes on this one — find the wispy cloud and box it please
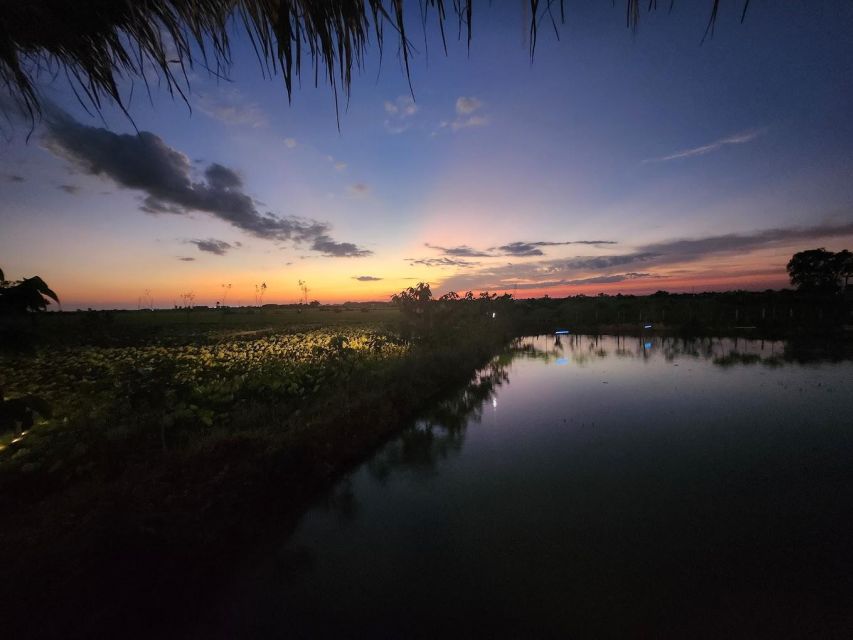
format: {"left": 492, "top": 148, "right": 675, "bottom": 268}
{"left": 57, "top": 184, "right": 80, "bottom": 194}
{"left": 503, "top": 272, "right": 656, "bottom": 290}
{"left": 348, "top": 183, "right": 370, "bottom": 197}
{"left": 384, "top": 95, "right": 419, "bottom": 134}
{"left": 353, "top": 275, "right": 382, "bottom": 282}
{"left": 424, "top": 243, "right": 493, "bottom": 257}
{"left": 196, "top": 88, "right": 268, "bottom": 128}
{"left": 326, "top": 155, "right": 347, "bottom": 171}
{"left": 493, "top": 240, "right": 617, "bottom": 257}
{"left": 634, "top": 222, "right": 853, "bottom": 259}
{"left": 283, "top": 137, "right": 297, "bottom": 148}
{"left": 425, "top": 240, "right": 617, "bottom": 258}
{"left": 177, "top": 256, "right": 196, "bottom": 262}
{"left": 455, "top": 97, "right": 482, "bottom": 115}
{"left": 435, "top": 96, "right": 489, "bottom": 132}
{"left": 4, "top": 174, "right": 25, "bottom": 182}
{"left": 407, "top": 257, "right": 481, "bottom": 268}
{"left": 452, "top": 116, "right": 488, "bottom": 131}
{"left": 644, "top": 128, "right": 766, "bottom": 163}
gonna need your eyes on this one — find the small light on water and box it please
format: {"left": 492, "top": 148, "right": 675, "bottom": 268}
{"left": 644, "top": 342, "right": 652, "bottom": 349}
{"left": 492, "top": 312, "right": 496, "bottom": 319}
{"left": 492, "top": 397, "right": 497, "bottom": 409}
{"left": 555, "top": 330, "right": 570, "bottom": 335}
{"left": 556, "top": 357, "right": 569, "bottom": 365}
{"left": 644, "top": 324, "right": 653, "bottom": 329}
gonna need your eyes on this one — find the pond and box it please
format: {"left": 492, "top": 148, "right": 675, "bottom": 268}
{"left": 217, "top": 335, "right": 853, "bottom": 637}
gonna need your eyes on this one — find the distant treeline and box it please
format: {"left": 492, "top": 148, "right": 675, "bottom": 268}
{"left": 391, "top": 284, "right": 853, "bottom": 338}
{"left": 507, "top": 289, "right": 853, "bottom": 336}
{"left": 5, "top": 281, "right": 852, "bottom": 344}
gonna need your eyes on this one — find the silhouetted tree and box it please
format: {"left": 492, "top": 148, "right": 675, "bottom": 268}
{"left": 787, "top": 248, "right": 852, "bottom": 294}
{"left": 298, "top": 280, "right": 309, "bottom": 305}
{"left": 0, "top": 267, "right": 59, "bottom": 314}
{"left": 393, "top": 282, "right": 436, "bottom": 338}
{"left": 254, "top": 282, "right": 267, "bottom": 305}
{"left": 392, "top": 282, "right": 432, "bottom": 318}
{"left": 837, "top": 250, "right": 853, "bottom": 291}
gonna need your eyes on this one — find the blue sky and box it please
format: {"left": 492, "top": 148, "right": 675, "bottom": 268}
{"left": 2, "top": 2, "right": 853, "bottom": 307}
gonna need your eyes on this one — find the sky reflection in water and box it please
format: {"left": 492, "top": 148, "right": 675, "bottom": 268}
{"left": 221, "top": 335, "right": 853, "bottom": 637}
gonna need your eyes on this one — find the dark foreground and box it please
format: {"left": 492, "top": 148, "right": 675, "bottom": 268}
{"left": 3, "top": 328, "right": 853, "bottom": 638}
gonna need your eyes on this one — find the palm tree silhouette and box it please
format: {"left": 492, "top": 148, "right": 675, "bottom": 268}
{"left": 1, "top": 1, "right": 750, "bottom": 126}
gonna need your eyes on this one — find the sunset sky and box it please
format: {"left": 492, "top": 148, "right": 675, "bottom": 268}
{"left": 2, "top": 2, "right": 853, "bottom": 309}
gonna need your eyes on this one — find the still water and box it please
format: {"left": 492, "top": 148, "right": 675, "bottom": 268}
{"left": 222, "top": 335, "right": 853, "bottom": 637}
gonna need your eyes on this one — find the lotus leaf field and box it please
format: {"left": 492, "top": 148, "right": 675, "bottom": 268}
{"left": 0, "top": 328, "right": 410, "bottom": 474}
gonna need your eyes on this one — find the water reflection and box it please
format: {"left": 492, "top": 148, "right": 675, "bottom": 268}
{"left": 319, "top": 334, "right": 852, "bottom": 520}
{"left": 225, "top": 334, "right": 853, "bottom": 637}
{"left": 512, "top": 334, "right": 853, "bottom": 367}
{"left": 367, "top": 359, "right": 510, "bottom": 484}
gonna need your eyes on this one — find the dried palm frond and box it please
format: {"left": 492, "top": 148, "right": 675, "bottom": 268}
{"left": 0, "top": 1, "right": 749, "bottom": 126}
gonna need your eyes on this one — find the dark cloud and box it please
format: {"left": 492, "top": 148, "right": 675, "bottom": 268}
{"left": 635, "top": 223, "right": 853, "bottom": 260}
{"left": 495, "top": 242, "right": 543, "bottom": 257}
{"left": 353, "top": 275, "right": 383, "bottom": 281}
{"left": 408, "top": 257, "right": 480, "bottom": 268}
{"left": 439, "top": 221, "right": 853, "bottom": 293}
{"left": 560, "top": 253, "right": 659, "bottom": 271}
{"left": 312, "top": 235, "right": 373, "bottom": 257}
{"left": 507, "top": 273, "right": 655, "bottom": 290}
{"left": 41, "top": 108, "right": 369, "bottom": 257}
{"left": 549, "top": 223, "right": 853, "bottom": 273}
{"left": 425, "top": 240, "right": 618, "bottom": 259}
{"left": 57, "top": 184, "right": 80, "bottom": 194}
{"left": 5, "top": 174, "right": 25, "bottom": 182}
{"left": 204, "top": 163, "right": 242, "bottom": 190}
{"left": 563, "top": 272, "right": 653, "bottom": 286}
{"left": 425, "top": 243, "right": 493, "bottom": 257}
{"left": 178, "top": 257, "right": 196, "bottom": 262}
{"left": 495, "top": 240, "right": 617, "bottom": 257}
{"left": 189, "top": 238, "right": 233, "bottom": 256}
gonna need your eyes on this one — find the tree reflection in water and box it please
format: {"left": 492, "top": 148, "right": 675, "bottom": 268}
{"left": 366, "top": 360, "right": 510, "bottom": 485}
{"left": 319, "top": 333, "right": 851, "bottom": 521}
{"left": 512, "top": 334, "right": 853, "bottom": 368}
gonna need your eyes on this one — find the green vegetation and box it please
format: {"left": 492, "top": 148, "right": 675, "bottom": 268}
{"left": 2, "top": 328, "right": 407, "bottom": 450}
{"left": 0, "top": 302, "right": 508, "bottom": 497}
